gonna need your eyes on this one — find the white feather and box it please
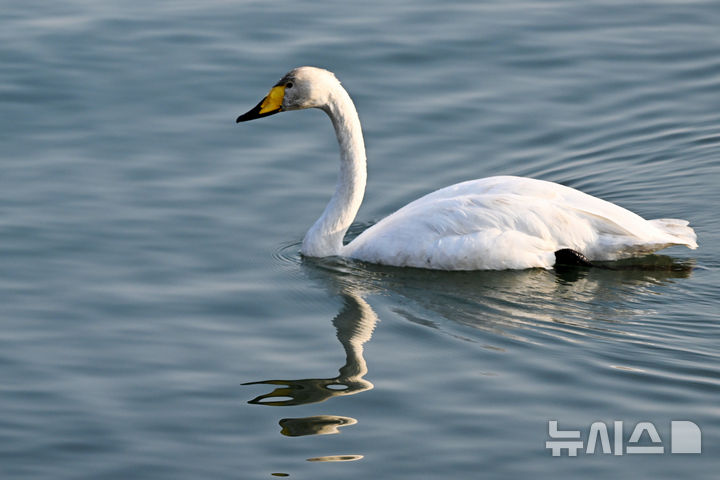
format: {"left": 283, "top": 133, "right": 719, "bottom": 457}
{"left": 344, "top": 176, "right": 697, "bottom": 270}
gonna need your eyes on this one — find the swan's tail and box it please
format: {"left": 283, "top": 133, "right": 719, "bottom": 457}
{"left": 649, "top": 218, "right": 698, "bottom": 249}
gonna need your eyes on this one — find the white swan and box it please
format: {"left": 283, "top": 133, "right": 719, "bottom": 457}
{"left": 237, "top": 66, "right": 697, "bottom": 270}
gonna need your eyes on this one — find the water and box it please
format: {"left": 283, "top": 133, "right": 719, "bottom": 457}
{"left": 1, "top": 0, "right": 719, "bottom": 478}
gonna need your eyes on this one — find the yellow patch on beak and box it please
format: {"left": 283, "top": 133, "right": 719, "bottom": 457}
{"left": 259, "top": 85, "right": 285, "bottom": 114}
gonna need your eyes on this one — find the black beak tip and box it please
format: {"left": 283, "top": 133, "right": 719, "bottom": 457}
{"left": 236, "top": 97, "right": 283, "bottom": 124}
{"left": 236, "top": 104, "right": 261, "bottom": 123}
{"left": 237, "top": 97, "right": 281, "bottom": 124}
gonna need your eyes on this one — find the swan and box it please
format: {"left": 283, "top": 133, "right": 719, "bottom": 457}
{"left": 236, "top": 66, "right": 697, "bottom": 270}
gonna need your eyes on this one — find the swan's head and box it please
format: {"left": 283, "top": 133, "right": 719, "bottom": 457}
{"left": 236, "top": 66, "right": 338, "bottom": 123}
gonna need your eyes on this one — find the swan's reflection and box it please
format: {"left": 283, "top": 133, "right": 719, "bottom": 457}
{"left": 243, "top": 285, "right": 377, "bottom": 440}
{"left": 244, "top": 291, "right": 375, "bottom": 409}
{"left": 246, "top": 251, "right": 694, "bottom": 444}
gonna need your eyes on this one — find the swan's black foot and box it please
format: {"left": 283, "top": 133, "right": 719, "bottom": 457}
{"left": 554, "top": 249, "right": 594, "bottom": 268}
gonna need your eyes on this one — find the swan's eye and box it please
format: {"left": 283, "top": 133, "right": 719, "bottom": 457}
{"left": 286, "top": 82, "right": 294, "bottom": 89}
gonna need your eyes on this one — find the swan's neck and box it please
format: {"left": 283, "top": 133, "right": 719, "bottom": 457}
{"left": 301, "top": 84, "right": 367, "bottom": 257}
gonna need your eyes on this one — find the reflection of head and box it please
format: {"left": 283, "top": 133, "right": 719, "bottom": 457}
{"left": 243, "top": 292, "right": 376, "bottom": 407}
{"left": 279, "top": 415, "right": 357, "bottom": 437}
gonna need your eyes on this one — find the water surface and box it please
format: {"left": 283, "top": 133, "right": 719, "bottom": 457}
{"left": 1, "top": 1, "right": 719, "bottom": 479}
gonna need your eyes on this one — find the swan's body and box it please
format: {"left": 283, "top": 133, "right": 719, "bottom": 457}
{"left": 237, "top": 67, "right": 697, "bottom": 270}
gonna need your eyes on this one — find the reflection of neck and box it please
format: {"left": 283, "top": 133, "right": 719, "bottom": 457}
{"left": 334, "top": 292, "right": 376, "bottom": 386}
{"left": 243, "top": 288, "right": 376, "bottom": 407}
{"left": 301, "top": 84, "right": 367, "bottom": 257}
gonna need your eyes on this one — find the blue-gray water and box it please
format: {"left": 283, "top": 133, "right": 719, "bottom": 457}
{"left": 1, "top": 1, "right": 719, "bottom": 478}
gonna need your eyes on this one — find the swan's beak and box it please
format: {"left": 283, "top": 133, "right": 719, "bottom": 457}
{"left": 236, "top": 85, "right": 285, "bottom": 122}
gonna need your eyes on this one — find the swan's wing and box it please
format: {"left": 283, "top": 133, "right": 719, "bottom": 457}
{"left": 343, "top": 176, "right": 696, "bottom": 270}
{"left": 345, "top": 188, "right": 577, "bottom": 270}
